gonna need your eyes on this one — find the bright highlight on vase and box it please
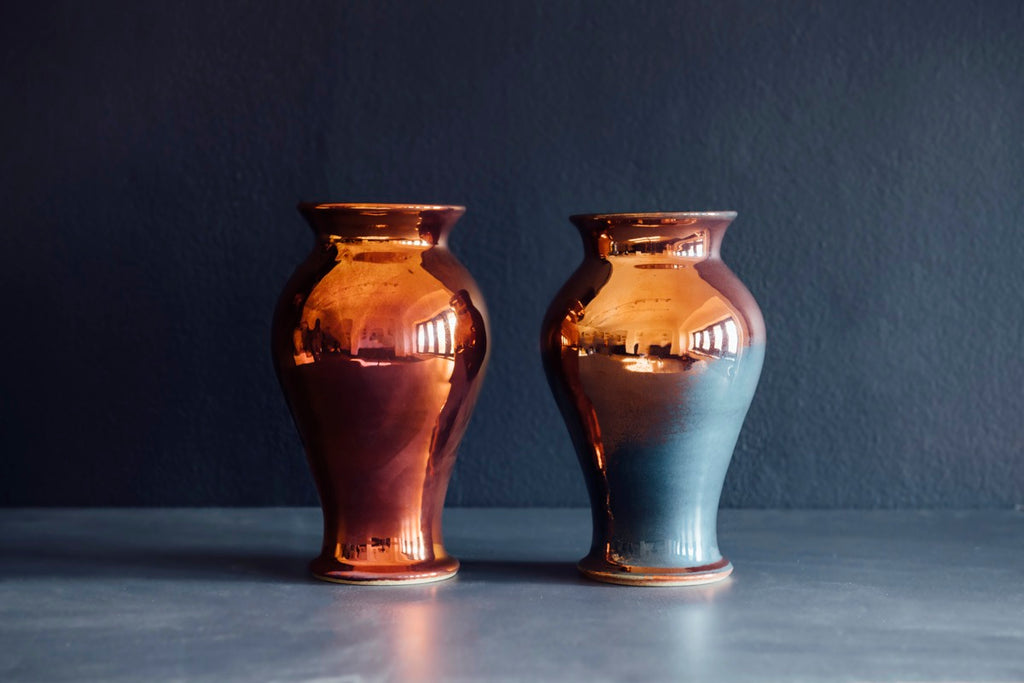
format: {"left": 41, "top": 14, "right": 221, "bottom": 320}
{"left": 541, "top": 212, "right": 764, "bottom": 586}
{"left": 272, "top": 203, "right": 489, "bottom": 585}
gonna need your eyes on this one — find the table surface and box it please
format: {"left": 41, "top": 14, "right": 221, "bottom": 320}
{"left": 1, "top": 508, "right": 1022, "bottom": 682}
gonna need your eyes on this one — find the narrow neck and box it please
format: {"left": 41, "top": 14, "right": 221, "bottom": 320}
{"left": 298, "top": 203, "right": 465, "bottom": 246}
{"left": 570, "top": 212, "right": 735, "bottom": 262}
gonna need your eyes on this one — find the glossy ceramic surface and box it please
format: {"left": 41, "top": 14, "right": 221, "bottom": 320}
{"left": 272, "top": 203, "right": 489, "bottom": 584}
{"left": 541, "top": 212, "right": 765, "bottom": 586}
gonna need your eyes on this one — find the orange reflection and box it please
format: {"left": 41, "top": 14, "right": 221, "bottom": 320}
{"left": 393, "top": 591, "right": 441, "bottom": 681}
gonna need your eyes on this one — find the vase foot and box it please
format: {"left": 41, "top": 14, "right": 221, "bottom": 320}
{"left": 577, "top": 555, "right": 733, "bottom": 587}
{"left": 310, "top": 555, "right": 460, "bottom": 586}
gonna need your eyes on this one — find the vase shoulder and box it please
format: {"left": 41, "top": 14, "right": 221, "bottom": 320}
{"left": 273, "top": 241, "right": 487, "bottom": 371}
{"left": 544, "top": 254, "right": 763, "bottom": 363}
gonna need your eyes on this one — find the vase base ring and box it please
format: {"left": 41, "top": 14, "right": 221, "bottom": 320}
{"left": 578, "top": 556, "right": 733, "bottom": 587}
{"left": 310, "top": 556, "right": 459, "bottom": 586}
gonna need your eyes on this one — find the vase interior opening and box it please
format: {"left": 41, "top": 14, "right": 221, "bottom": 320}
{"left": 571, "top": 211, "right": 736, "bottom": 226}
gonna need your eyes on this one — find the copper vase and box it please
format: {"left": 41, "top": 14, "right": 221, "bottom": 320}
{"left": 541, "top": 212, "right": 765, "bottom": 586}
{"left": 272, "top": 203, "right": 489, "bottom": 585}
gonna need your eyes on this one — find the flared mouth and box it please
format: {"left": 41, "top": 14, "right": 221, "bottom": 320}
{"left": 569, "top": 211, "right": 736, "bottom": 258}
{"left": 298, "top": 202, "right": 465, "bottom": 214}
{"left": 571, "top": 211, "right": 736, "bottom": 224}
{"left": 297, "top": 202, "right": 465, "bottom": 243}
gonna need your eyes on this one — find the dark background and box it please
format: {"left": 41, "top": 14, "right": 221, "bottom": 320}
{"left": 2, "top": 1, "right": 1022, "bottom": 507}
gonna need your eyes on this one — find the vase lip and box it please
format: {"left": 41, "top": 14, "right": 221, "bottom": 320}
{"left": 297, "top": 202, "right": 465, "bottom": 243}
{"left": 298, "top": 202, "right": 465, "bottom": 215}
{"left": 570, "top": 210, "right": 736, "bottom": 224}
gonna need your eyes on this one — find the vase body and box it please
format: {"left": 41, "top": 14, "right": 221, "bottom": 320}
{"left": 541, "top": 212, "right": 764, "bottom": 586}
{"left": 272, "top": 203, "right": 489, "bottom": 585}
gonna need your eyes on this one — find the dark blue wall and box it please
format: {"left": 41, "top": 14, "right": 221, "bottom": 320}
{"left": 2, "top": 1, "right": 1022, "bottom": 507}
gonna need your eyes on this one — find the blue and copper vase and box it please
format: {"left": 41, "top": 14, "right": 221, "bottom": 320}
{"left": 541, "top": 211, "right": 765, "bottom": 586}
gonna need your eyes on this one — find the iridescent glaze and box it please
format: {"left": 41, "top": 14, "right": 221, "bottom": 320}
{"left": 541, "top": 212, "right": 764, "bottom": 586}
{"left": 272, "top": 203, "right": 488, "bottom": 585}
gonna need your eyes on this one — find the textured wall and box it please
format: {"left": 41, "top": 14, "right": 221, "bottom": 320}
{"left": 2, "top": 1, "right": 1022, "bottom": 507}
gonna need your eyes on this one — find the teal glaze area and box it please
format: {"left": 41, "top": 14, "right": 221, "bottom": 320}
{"left": 580, "top": 345, "right": 765, "bottom": 567}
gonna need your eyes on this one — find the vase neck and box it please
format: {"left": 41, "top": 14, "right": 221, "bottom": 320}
{"left": 298, "top": 203, "right": 465, "bottom": 246}
{"left": 570, "top": 212, "right": 735, "bottom": 262}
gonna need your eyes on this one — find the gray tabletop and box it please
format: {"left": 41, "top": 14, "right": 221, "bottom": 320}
{"left": 1, "top": 508, "right": 1022, "bottom": 682}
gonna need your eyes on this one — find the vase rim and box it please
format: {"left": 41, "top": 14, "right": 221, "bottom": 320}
{"left": 571, "top": 210, "right": 736, "bottom": 223}
{"left": 298, "top": 202, "right": 465, "bottom": 214}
